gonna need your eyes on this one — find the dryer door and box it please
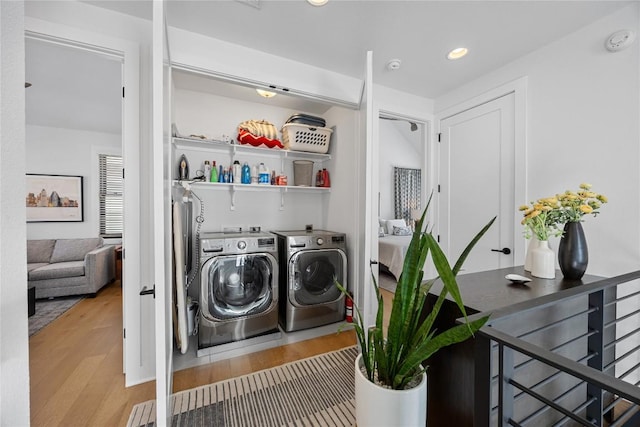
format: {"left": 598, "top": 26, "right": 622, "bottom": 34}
{"left": 201, "top": 253, "right": 277, "bottom": 320}
{"left": 289, "top": 249, "right": 347, "bottom": 306}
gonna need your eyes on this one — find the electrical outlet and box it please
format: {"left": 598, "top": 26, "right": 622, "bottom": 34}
{"left": 249, "top": 226, "right": 261, "bottom": 233}
{"left": 305, "top": 224, "right": 313, "bottom": 232}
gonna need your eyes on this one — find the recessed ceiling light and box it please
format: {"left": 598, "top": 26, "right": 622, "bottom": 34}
{"left": 256, "top": 89, "right": 277, "bottom": 98}
{"left": 447, "top": 47, "right": 468, "bottom": 60}
{"left": 307, "top": 0, "right": 328, "bottom": 6}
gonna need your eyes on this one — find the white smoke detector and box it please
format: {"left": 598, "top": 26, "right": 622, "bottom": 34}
{"left": 605, "top": 30, "right": 635, "bottom": 52}
{"left": 386, "top": 59, "right": 402, "bottom": 71}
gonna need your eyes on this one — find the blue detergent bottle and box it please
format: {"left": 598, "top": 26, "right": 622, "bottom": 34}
{"left": 241, "top": 162, "right": 251, "bottom": 184}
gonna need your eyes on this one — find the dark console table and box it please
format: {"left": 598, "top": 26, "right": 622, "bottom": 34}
{"left": 423, "top": 266, "right": 605, "bottom": 426}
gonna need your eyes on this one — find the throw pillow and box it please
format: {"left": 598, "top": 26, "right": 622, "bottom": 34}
{"left": 392, "top": 225, "right": 412, "bottom": 236}
{"left": 50, "top": 238, "right": 102, "bottom": 263}
{"left": 385, "top": 219, "right": 406, "bottom": 235}
{"left": 27, "top": 239, "right": 56, "bottom": 263}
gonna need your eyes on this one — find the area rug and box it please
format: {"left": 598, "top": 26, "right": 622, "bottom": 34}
{"left": 29, "top": 296, "right": 83, "bottom": 336}
{"left": 127, "top": 346, "right": 358, "bottom": 427}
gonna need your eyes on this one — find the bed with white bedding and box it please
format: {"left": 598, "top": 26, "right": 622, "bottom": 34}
{"left": 378, "top": 234, "right": 412, "bottom": 280}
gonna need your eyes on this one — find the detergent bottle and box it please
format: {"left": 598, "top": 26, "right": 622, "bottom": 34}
{"left": 258, "top": 163, "right": 270, "bottom": 184}
{"left": 203, "top": 160, "right": 211, "bottom": 182}
{"left": 233, "top": 161, "right": 242, "bottom": 183}
{"left": 241, "top": 162, "right": 251, "bottom": 184}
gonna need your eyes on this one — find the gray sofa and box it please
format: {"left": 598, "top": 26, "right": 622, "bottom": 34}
{"left": 27, "top": 237, "right": 115, "bottom": 299}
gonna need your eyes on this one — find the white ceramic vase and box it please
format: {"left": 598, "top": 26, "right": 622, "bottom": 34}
{"left": 531, "top": 240, "right": 555, "bottom": 279}
{"left": 524, "top": 235, "right": 539, "bottom": 272}
{"left": 354, "top": 354, "right": 427, "bottom": 427}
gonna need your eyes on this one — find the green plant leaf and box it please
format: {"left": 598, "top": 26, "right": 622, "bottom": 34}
{"left": 336, "top": 194, "right": 493, "bottom": 390}
{"left": 394, "top": 316, "right": 490, "bottom": 388}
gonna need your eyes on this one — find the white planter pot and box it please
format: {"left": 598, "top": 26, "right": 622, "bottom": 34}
{"left": 531, "top": 240, "right": 555, "bottom": 279}
{"left": 354, "top": 354, "right": 427, "bottom": 426}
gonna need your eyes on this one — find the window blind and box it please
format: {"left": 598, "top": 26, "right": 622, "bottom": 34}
{"left": 99, "top": 154, "right": 123, "bottom": 237}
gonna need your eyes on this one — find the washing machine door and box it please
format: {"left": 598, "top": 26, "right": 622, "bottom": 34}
{"left": 201, "top": 253, "right": 277, "bottom": 320}
{"left": 289, "top": 249, "right": 346, "bottom": 306}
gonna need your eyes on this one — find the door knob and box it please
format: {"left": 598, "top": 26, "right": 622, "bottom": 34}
{"left": 491, "top": 248, "right": 511, "bottom": 255}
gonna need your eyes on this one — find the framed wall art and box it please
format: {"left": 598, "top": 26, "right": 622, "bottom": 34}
{"left": 25, "top": 174, "right": 84, "bottom": 222}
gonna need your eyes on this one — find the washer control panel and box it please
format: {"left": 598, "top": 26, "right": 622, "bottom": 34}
{"left": 200, "top": 233, "right": 276, "bottom": 255}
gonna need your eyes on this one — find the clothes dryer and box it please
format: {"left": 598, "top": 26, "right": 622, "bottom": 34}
{"left": 273, "top": 230, "right": 347, "bottom": 332}
{"left": 198, "top": 231, "right": 279, "bottom": 348}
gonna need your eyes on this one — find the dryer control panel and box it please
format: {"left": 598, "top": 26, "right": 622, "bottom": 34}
{"left": 281, "top": 232, "right": 347, "bottom": 251}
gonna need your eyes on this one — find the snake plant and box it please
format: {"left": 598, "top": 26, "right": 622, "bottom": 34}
{"left": 339, "top": 196, "right": 494, "bottom": 390}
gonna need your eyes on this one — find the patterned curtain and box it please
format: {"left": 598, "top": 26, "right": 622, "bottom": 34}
{"left": 394, "top": 167, "right": 421, "bottom": 223}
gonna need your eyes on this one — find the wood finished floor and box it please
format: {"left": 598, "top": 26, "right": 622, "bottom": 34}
{"left": 29, "top": 280, "right": 388, "bottom": 426}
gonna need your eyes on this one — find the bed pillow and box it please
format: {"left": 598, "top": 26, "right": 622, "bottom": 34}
{"left": 392, "top": 225, "right": 412, "bottom": 236}
{"left": 385, "top": 219, "right": 406, "bottom": 235}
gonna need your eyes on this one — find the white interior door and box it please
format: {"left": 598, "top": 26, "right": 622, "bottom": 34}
{"left": 439, "top": 93, "right": 516, "bottom": 273}
{"left": 358, "top": 51, "right": 377, "bottom": 330}
{"left": 152, "top": 2, "right": 173, "bottom": 425}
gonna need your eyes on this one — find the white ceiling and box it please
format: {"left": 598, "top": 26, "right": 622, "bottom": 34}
{"left": 162, "top": 0, "right": 631, "bottom": 99}
{"left": 25, "top": 37, "right": 122, "bottom": 134}
{"left": 26, "top": 0, "right": 632, "bottom": 134}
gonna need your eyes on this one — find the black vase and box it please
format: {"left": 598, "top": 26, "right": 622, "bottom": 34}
{"left": 558, "top": 222, "right": 588, "bottom": 280}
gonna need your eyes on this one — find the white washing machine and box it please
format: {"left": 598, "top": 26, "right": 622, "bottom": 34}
{"left": 198, "top": 231, "right": 279, "bottom": 348}
{"left": 273, "top": 230, "right": 347, "bottom": 332}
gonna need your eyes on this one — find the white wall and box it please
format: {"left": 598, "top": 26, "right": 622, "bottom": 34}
{"left": 436, "top": 4, "right": 640, "bottom": 384}
{"left": 26, "top": 125, "right": 121, "bottom": 240}
{"left": 436, "top": 4, "right": 640, "bottom": 279}
{"left": 169, "top": 26, "right": 362, "bottom": 108}
{"left": 378, "top": 119, "right": 422, "bottom": 221}
{"left": 0, "top": 1, "right": 30, "bottom": 425}
{"left": 375, "top": 84, "right": 434, "bottom": 119}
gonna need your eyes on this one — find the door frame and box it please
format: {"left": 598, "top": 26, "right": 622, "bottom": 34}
{"left": 435, "top": 77, "right": 528, "bottom": 264}
{"left": 358, "top": 50, "right": 377, "bottom": 332}
{"left": 24, "top": 17, "right": 144, "bottom": 384}
{"left": 378, "top": 110, "right": 434, "bottom": 277}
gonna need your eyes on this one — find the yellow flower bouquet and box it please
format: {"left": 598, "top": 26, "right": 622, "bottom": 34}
{"left": 520, "top": 197, "right": 564, "bottom": 241}
{"left": 520, "top": 183, "right": 607, "bottom": 279}
{"left": 557, "top": 183, "right": 607, "bottom": 223}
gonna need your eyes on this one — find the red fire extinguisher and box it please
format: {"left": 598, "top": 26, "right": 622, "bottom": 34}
{"left": 345, "top": 293, "right": 353, "bottom": 323}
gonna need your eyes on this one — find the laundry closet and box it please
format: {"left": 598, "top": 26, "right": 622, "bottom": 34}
{"left": 160, "top": 23, "right": 374, "bottom": 370}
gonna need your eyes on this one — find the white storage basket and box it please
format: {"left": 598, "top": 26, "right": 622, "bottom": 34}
{"left": 282, "top": 123, "right": 333, "bottom": 154}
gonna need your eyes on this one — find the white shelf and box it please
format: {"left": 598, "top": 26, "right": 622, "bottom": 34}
{"left": 172, "top": 136, "right": 331, "bottom": 161}
{"left": 175, "top": 180, "right": 329, "bottom": 192}
{"left": 173, "top": 180, "right": 329, "bottom": 210}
